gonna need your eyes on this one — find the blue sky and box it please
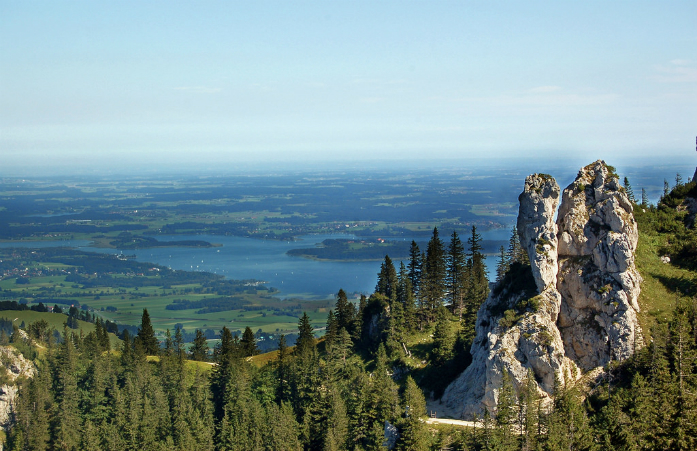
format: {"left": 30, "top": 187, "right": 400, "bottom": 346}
{"left": 1, "top": 1, "right": 695, "bottom": 174}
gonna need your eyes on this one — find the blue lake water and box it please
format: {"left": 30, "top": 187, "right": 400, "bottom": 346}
{"left": 0, "top": 231, "right": 504, "bottom": 300}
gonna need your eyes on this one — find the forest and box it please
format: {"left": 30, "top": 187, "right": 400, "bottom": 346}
{"left": 4, "top": 176, "right": 697, "bottom": 450}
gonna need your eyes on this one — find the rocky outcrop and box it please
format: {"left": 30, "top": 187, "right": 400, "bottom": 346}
{"left": 556, "top": 161, "right": 642, "bottom": 369}
{"left": 442, "top": 161, "right": 642, "bottom": 418}
{"left": 517, "top": 174, "right": 560, "bottom": 293}
{"left": 0, "top": 346, "right": 35, "bottom": 446}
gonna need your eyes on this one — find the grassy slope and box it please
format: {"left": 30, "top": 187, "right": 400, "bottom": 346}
{"left": 634, "top": 206, "right": 696, "bottom": 339}
{"left": 0, "top": 310, "right": 122, "bottom": 348}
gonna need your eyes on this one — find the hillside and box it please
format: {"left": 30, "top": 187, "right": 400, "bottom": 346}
{"left": 2, "top": 164, "right": 697, "bottom": 450}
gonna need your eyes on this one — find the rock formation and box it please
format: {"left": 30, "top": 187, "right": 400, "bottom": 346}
{"left": 0, "top": 345, "right": 35, "bottom": 450}
{"left": 556, "top": 161, "right": 642, "bottom": 369}
{"left": 442, "top": 161, "right": 642, "bottom": 417}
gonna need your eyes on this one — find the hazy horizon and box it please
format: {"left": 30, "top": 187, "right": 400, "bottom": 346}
{"left": 2, "top": 1, "right": 695, "bottom": 175}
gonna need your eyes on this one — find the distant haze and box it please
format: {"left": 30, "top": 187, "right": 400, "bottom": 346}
{"left": 1, "top": 1, "right": 696, "bottom": 175}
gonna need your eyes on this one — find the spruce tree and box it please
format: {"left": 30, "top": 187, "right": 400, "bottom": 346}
{"left": 419, "top": 227, "right": 447, "bottom": 324}
{"left": 446, "top": 231, "right": 466, "bottom": 313}
{"left": 494, "top": 368, "right": 517, "bottom": 450}
{"left": 240, "top": 326, "right": 259, "bottom": 357}
{"left": 496, "top": 245, "right": 508, "bottom": 283}
{"left": 295, "top": 312, "right": 316, "bottom": 357}
{"left": 53, "top": 327, "right": 82, "bottom": 450}
{"left": 430, "top": 306, "right": 454, "bottom": 366}
{"left": 407, "top": 240, "right": 422, "bottom": 294}
{"left": 136, "top": 308, "right": 159, "bottom": 355}
{"left": 190, "top": 329, "right": 209, "bottom": 361}
{"left": 397, "top": 262, "right": 417, "bottom": 332}
{"left": 325, "top": 310, "right": 339, "bottom": 351}
{"left": 397, "top": 376, "right": 429, "bottom": 451}
{"left": 335, "top": 288, "right": 356, "bottom": 335}
{"left": 276, "top": 334, "right": 290, "bottom": 403}
{"left": 623, "top": 176, "right": 636, "bottom": 203}
{"left": 376, "top": 255, "right": 398, "bottom": 302}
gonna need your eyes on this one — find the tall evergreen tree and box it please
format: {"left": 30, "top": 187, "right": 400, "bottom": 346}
{"left": 295, "top": 312, "right": 316, "bottom": 358}
{"left": 396, "top": 262, "right": 417, "bottom": 332}
{"left": 430, "top": 306, "right": 454, "bottom": 366}
{"left": 276, "top": 334, "right": 290, "bottom": 403}
{"left": 419, "top": 227, "right": 447, "bottom": 324}
{"left": 496, "top": 245, "right": 508, "bottom": 283}
{"left": 240, "top": 326, "right": 259, "bottom": 357}
{"left": 335, "top": 288, "right": 356, "bottom": 335}
{"left": 446, "top": 231, "right": 466, "bottom": 312}
{"left": 190, "top": 329, "right": 209, "bottom": 361}
{"left": 396, "top": 376, "right": 429, "bottom": 451}
{"left": 135, "top": 308, "right": 159, "bottom": 355}
{"left": 623, "top": 176, "right": 636, "bottom": 203}
{"left": 507, "top": 225, "right": 528, "bottom": 265}
{"left": 494, "top": 368, "right": 518, "bottom": 451}
{"left": 52, "top": 327, "right": 82, "bottom": 450}
{"left": 407, "top": 240, "right": 422, "bottom": 295}
{"left": 376, "top": 255, "right": 398, "bottom": 302}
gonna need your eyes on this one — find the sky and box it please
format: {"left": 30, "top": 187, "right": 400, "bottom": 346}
{"left": 1, "top": 1, "right": 696, "bottom": 174}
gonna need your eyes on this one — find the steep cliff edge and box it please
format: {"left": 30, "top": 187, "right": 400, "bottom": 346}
{"left": 442, "top": 161, "right": 642, "bottom": 417}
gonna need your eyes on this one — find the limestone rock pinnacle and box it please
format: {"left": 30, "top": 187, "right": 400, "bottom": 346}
{"left": 442, "top": 160, "right": 643, "bottom": 417}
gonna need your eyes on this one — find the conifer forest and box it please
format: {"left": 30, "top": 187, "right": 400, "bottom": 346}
{"left": 4, "top": 175, "right": 697, "bottom": 451}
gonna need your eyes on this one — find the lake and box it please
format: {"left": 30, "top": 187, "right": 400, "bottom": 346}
{"left": 0, "top": 231, "right": 505, "bottom": 300}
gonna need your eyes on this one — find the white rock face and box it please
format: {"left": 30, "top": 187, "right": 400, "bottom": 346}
{"left": 556, "top": 161, "right": 642, "bottom": 369}
{"left": 443, "top": 173, "right": 576, "bottom": 418}
{"left": 0, "top": 346, "right": 35, "bottom": 436}
{"left": 442, "top": 161, "right": 642, "bottom": 417}
{"left": 517, "top": 174, "right": 560, "bottom": 293}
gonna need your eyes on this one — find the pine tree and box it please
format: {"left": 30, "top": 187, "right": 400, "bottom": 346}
{"left": 263, "top": 402, "right": 302, "bottom": 451}
{"left": 335, "top": 288, "right": 356, "bottom": 335}
{"left": 376, "top": 255, "right": 398, "bottom": 302}
{"left": 353, "top": 294, "right": 367, "bottom": 344}
{"left": 190, "top": 329, "right": 209, "bottom": 361}
{"left": 211, "top": 326, "right": 237, "bottom": 422}
{"left": 623, "top": 176, "right": 636, "bottom": 203}
{"left": 463, "top": 226, "right": 489, "bottom": 338}
{"left": 325, "top": 310, "right": 339, "bottom": 351}
{"left": 53, "top": 327, "right": 82, "bottom": 450}
{"left": 323, "top": 388, "right": 349, "bottom": 451}
{"left": 446, "top": 231, "right": 466, "bottom": 313}
{"left": 641, "top": 188, "right": 649, "bottom": 207}
{"left": 430, "top": 306, "right": 454, "bottom": 366}
{"left": 407, "top": 240, "right": 422, "bottom": 295}
{"left": 397, "top": 376, "right": 429, "bottom": 451}
{"left": 545, "top": 373, "right": 595, "bottom": 451}
{"left": 295, "top": 312, "right": 316, "bottom": 357}
{"left": 136, "top": 308, "right": 159, "bottom": 355}
{"left": 507, "top": 225, "right": 528, "bottom": 265}
{"left": 496, "top": 245, "right": 508, "bottom": 283}
{"left": 519, "top": 368, "right": 540, "bottom": 451}
{"left": 366, "top": 344, "right": 399, "bottom": 449}
{"left": 494, "top": 368, "right": 517, "bottom": 450}
{"left": 241, "top": 326, "right": 259, "bottom": 357}
{"left": 419, "top": 227, "right": 447, "bottom": 324}
{"left": 397, "top": 262, "right": 417, "bottom": 332}
{"left": 276, "top": 334, "right": 290, "bottom": 403}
